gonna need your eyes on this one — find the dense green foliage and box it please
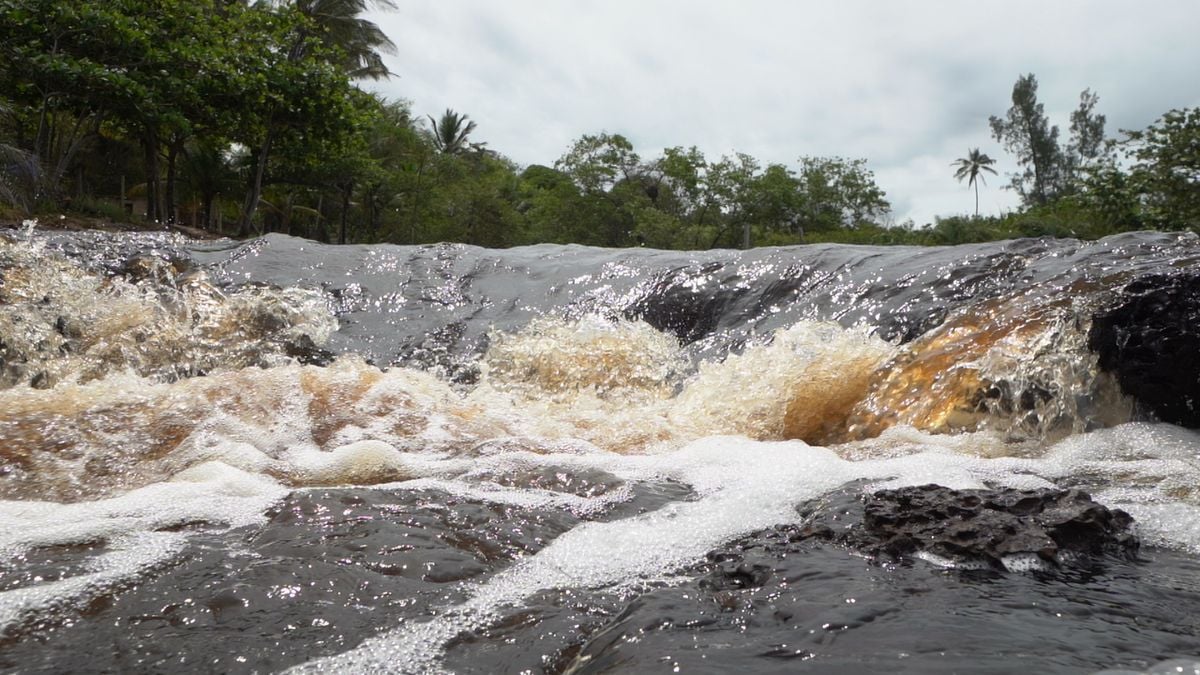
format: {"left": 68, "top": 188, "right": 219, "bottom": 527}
{"left": 0, "top": 5, "right": 1197, "bottom": 248}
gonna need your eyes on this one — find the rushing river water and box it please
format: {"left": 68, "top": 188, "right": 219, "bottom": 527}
{"left": 4, "top": 225, "right": 1200, "bottom": 674}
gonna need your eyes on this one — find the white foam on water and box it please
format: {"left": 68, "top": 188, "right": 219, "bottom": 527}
{"left": 0, "top": 462, "right": 286, "bottom": 557}
{"left": 288, "top": 436, "right": 856, "bottom": 674}
{"left": 285, "top": 420, "right": 1200, "bottom": 673}
{"left": 380, "top": 476, "right": 631, "bottom": 518}
{"left": 0, "top": 531, "right": 186, "bottom": 632}
{"left": 998, "top": 552, "right": 1054, "bottom": 573}
{"left": 1029, "top": 423, "right": 1200, "bottom": 553}
{"left": 0, "top": 234, "right": 338, "bottom": 389}
{"left": 914, "top": 550, "right": 994, "bottom": 571}
{"left": 283, "top": 432, "right": 1068, "bottom": 674}
{"left": 5, "top": 302, "right": 1200, "bottom": 671}
{"left": 0, "top": 462, "right": 287, "bottom": 632}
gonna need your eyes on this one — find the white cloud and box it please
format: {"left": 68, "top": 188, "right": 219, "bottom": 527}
{"left": 367, "top": 0, "right": 1200, "bottom": 225}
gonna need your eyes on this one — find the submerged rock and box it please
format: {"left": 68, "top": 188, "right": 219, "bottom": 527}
{"left": 1089, "top": 273, "right": 1200, "bottom": 427}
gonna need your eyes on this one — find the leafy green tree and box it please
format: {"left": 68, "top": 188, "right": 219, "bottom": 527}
{"left": 424, "top": 152, "right": 523, "bottom": 247}
{"left": 1068, "top": 89, "right": 1109, "bottom": 170}
{"left": 237, "top": 0, "right": 396, "bottom": 232}
{"left": 517, "top": 164, "right": 593, "bottom": 244}
{"left": 794, "top": 156, "right": 890, "bottom": 230}
{"left": 1122, "top": 108, "right": 1200, "bottom": 230}
{"left": 0, "top": 97, "right": 40, "bottom": 213}
{"left": 355, "top": 98, "right": 424, "bottom": 240}
{"left": 703, "top": 152, "right": 760, "bottom": 247}
{"left": 990, "top": 75, "right": 1112, "bottom": 208}
{"left": 554, "top": 133, "right": 647, "bottom": 246}
{"left": 989, "top": 74, "right": 1064, "bottom": 207}
{"left": 657, "top": 146, "right": 707, "bottom": 216}
{"left": 0, "top": 1, "right": 137, "bottom": 208}
{"left": 556, "top": 133, "right": 641, "bottom": 194}
{"left": 181, "top": 140, "right": 241, "bottom": 231}
{"left": 951, "top": 148, "right": 998, "bottom": 216}
{"left": 0, "top": 0, "right": 279, "bottom": 222}
{"left": 744, "top": 163, "right": 804, "bottom": 235}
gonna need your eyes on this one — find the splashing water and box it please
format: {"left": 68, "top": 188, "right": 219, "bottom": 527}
{"left": 4, "top": 229, "right": 1200, "bottom": 673}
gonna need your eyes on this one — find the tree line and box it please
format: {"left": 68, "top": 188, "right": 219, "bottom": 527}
{"left": 939, "top": 74, "right": 1199, "bottom": 243}
{"left": 0, "top": 2, "right": 1196, "bottom": 248}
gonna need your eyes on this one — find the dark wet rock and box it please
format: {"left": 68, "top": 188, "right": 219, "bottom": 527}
{"left": 53, "top": 315, "right": 83, "bottom": 339}
{"left": 28, "top": 370, "right": 51, "bottom": 389}
{"left": 701, "top": 559, "right": 774, "bottom": 591}
{"left": 467, "top": 464, "right": 626, "bottom": 497}
{"left": 391, "top": 321, "right": 484, "bottom": 384}
{"left": 839, "top": 484, "right": 1138, "bottom": 569}
{"left": 0, "top": 478, "right": 693, "bottom": 673}
{"left": 549, "top": 485, "right": 1165, "bottom": 675}
{"left": 117, "top": 251, "right": 192, "bottom": 282}
{"left": 693, "top": 485, "right": 1138, "bottom": 599}
{"left": 1089, "top": 273, "right": 1200, "bottom": 427}
{"left": 626, "top": 263, "right": 750, "bottom": 344}
{"left": 874, "top": 304, "right": 949, "bottom": 344}
{"left": 564, "top": 524, "right": 1198, "bottom": 675}
{"left": 281, "top": 333, "right": 335, "bottom": 367}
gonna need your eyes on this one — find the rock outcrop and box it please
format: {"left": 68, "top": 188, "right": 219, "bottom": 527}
{"left": 839, "top": 484, "right": 1138, "bottom": 569}
{"left": 701, "top": 484, "right": 1137, "bottom": 589}
{"left": 1089, "top": 273, "right": 1200, "bottom": 427}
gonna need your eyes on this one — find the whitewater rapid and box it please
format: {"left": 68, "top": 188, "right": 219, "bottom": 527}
{"left": 5, "top": 226, "right": 1200, "bottom": 673}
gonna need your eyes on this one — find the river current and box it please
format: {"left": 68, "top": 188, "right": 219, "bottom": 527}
{"left": 3, "top": 225, "right": 1200, "bottom": 673}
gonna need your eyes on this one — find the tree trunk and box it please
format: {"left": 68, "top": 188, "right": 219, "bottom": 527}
{"left": 142, "top": 125, "right": 162, "bottom": 223}
{"left": 367, "top": 187, "right": 378, "bottom": 238}
{"left": 339, "top": 181, "right": 352, "bottom": 244}
{"left": 238, "top": 122, "right": 276, "bottom": 236}
{"left": 201, "top": 191, "right": 216, "bottom": 231}
{"left": 315, "top": 193, "right": 323, "bottom": 240}
{"left": 409, "top": 162, "right": 425, "bottom": 244}
{"left": 164, "top": 139, "right": 181, "bottom": 224}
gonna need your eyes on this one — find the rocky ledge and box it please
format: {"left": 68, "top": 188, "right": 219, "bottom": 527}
{"left": 705, "top": 484, "right": 1138, "bottom": 589}
{"left": 1089, "top": 272, "right": 1200, "bottom": 428}
{"left": 838, "top": 484, "right": 1137, "bottom": 569}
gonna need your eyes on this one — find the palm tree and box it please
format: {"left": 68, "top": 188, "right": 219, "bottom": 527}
{"left": 240, "top": 0, "right": 397, "bottom": 232}
{"left": 951, "top": 148, "right": 998, "bottom": 217}
{"left": 427, "top": 109, "right": 482, "bottom": 155}
{"left": 295, "top": 0, "right": 398, "bottom": 80}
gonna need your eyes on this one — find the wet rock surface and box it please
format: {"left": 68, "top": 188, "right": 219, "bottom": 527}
{"left": 7, "top": 480, "right": 1179, "bottom": 675}
{"left": 0, "top": 486, "right": 582, "bottom": 673}
{"left": 558, "top": 486, "right": 1193, "bottom": 675}
{"left": 838, "top": 484, "right": 1138, "bottom": 570}
{"left": 563, "top": 533, "right": 1200, "bottom": 675}
{"left": 1090, "top": 273, "right": 1200, "bottom": 428}
{"left": 0, "top": 478, "right": 692, "bottom": 674}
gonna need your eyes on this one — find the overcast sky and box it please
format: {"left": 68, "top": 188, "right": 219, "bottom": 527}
{"left": 367, "top": 1, "right": 1200, "bottom": 225}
